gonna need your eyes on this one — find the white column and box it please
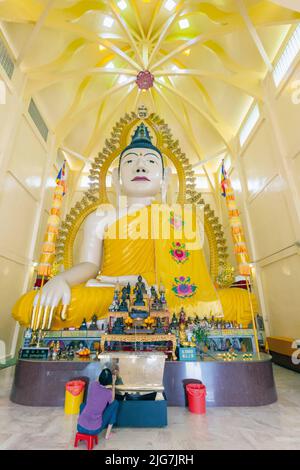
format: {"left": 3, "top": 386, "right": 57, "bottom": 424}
{"left": 231, "top": 141, "right": 271, "bottom": 336}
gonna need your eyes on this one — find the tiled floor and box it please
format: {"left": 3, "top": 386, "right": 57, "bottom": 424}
{"left": 0, "top": 364, "right": 300, "bottom": 450}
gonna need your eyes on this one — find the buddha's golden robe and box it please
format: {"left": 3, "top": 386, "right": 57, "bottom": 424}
{"left": 13, "top": 205, "right": 257, "bottom": 329}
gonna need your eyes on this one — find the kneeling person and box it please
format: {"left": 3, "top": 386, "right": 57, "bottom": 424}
{"left": 77, "top": 368, "right": 119, "bottom": 439}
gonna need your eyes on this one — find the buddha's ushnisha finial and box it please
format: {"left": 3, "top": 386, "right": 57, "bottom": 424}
{"left": 120, "top": 123, "right": 162, "bottom": 157}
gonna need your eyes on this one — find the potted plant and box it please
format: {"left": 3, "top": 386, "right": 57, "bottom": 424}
{"left": 192, "top": 325, "right": 209, "bottom": 354}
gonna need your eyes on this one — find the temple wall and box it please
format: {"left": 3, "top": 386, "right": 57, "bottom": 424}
{"left": 231, "top": 62, "right": 300, "bottom": 339}
{"left": 0, "top": 35, "right": 58, "bottom": 360}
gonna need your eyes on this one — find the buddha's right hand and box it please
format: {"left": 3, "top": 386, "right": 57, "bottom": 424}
{"left": 34, "top": 276, "right": 71, "bottom": 309}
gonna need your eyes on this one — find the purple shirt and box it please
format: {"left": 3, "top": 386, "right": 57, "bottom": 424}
{"left": 78, "top": 382, "right": 112, "bottom": 430}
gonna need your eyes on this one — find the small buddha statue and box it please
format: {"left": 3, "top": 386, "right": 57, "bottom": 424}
{"left": 79, "top": 317, "right": 88, "bottom": 331}
{"left": 88, "top": 314, "right": 98, "bottom": 330}
{"left": 155, "top": 317, "right": 164, "bottom": 334}
{"left": 179, "top": 307, "right": 186, "bottom": 325}
{"left": 134, "top": 275, "right": 147, "bottom": 295}
{"left": 67, "top": 344, "right": 75, "bottom": 359}
{"left": 159, "top": 282, "right": 166, "bottom": 305}
{"left": 225, "top": 338, "right": 234, "bottom": 352}
{"left": 109, "top": 289, "right": 120, "bottom": 312}
{"left": 170, "top": 312, "right": 178, "bottom": 328}
{"left": 119, "top": 287, "right": 129, "bottom": 312}
{"left": 179, "top": 323, "right": 189, "bottom": 347}
{"left": 152, "top": 291, "right": 162, "bottom": 310}
{"left": 112, "top": 317, "right": 125, "bottom": 334}
{"left": 126, "top": 282, "right": 131, "bottom": 299}
{"left": 134, "top": 285, "right": 145, "bottom": 306}
{"left": 232, "top": 338, "right": 240, "bottom": 351}
{"left": 150, "top": 285, "right": 157, "bottom": 299}
{"left": 160, "top": 291, "right": 166, "bottom": 306}
{"left": 53, "top": 340, "right": 61, "bottom": 360}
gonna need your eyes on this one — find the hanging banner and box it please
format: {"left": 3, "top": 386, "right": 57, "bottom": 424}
{"left": 37, "top": 161, "right": 67, "bottom": 277}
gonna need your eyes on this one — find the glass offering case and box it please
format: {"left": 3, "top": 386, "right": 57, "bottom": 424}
{"left": 98, "top": 351, "right": 165, "bottom": 392}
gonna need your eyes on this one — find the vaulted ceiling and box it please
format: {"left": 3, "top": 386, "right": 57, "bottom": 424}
{"left": 0, "top": 0, "right": 299, "bottom": 173}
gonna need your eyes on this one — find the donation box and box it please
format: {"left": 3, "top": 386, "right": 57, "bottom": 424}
{"left": 98, "top": 352, "right": 168, "bottom": 428}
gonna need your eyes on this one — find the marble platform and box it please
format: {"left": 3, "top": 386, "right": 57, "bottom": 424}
{"left": 10, "top": 354, "right": 277, "bottom": 407}
{"left": 1, "top": 364, "right": 300, "bottom": 450}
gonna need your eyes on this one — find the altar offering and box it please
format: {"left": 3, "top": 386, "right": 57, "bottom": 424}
{"left": 76, "top": 347, "right": 91, "bottom": 357}
{"left": 99, "top": 352, "right": 167, "bottom": 427}
{"left": 103, "top": 276, "right": 176, "bottom": 359}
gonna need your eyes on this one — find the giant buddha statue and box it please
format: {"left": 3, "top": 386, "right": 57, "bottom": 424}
{"left": 13, "top": 120, "right": 257, "bottom": 330}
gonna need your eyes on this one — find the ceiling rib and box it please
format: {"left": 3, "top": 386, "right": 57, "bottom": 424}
{"left": 84, "top": 84, "right": 136, "bottom": 157}
{"left": 108, "top": 0, "right": 144, "bottom": 68}
{"left": 0, "top": 0, "right": 297, "bottom": 168}
{"left": 17, "top": 0, "right": 55, "bottom": 66}
{"left": 147, "top": 1, "right": 185, "bottom": 68}
{"left": 235, "top": 0, "right": 273, "bottom": 72}
{"left": 131, "top": 0, "right": 146, "bottom": 40}
{"left": 154, "top": 82, "right": 217, "bottom": 197}
{"left": 182, "top": 103, "right": 217, "bottom": 198}
{"left": 154, "top": 69, "right": 262, "bottom": 99}
{"left": 157, "top": 80, "right": 233, "bottom": 151}
{"left": 147, "top": 0, "right": 164, "bottom": 40}
{"left": 56, "top": 78, "right": 136, "bottom": 143}
{"left": 151, "top": 32, "right": 222, "bottom": 71}
{"left": 149, "top": 0, "right": 186, "bottom": 43}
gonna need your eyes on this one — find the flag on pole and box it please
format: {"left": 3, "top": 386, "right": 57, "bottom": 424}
{"left": 56, "top": 160, "right": 67, "bottom": 196}
{"left": 220, "top": 160, "right": 227, "bottom": 197}
{"left": 37, "top": 161, "right": 68, "bottom": 278}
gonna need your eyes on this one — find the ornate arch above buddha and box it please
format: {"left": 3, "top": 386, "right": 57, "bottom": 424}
{"left": 55, "top": 112, "right": 228, "bottom": 281}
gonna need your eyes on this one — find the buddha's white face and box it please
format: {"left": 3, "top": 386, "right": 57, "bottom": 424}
{"left": 119, "top": 147, "right": 163, "bottom": 197}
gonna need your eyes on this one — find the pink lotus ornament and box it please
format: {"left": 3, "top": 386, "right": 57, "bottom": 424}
{"left": 136, "top": 70, "right": 154, "bottom": 90}
{"left": 172, "top": 276, "right": 197, "bottom": 298}
{"left": 170, "top": 242, "right": 190, "bottom": 264}
{"left": 169, "top": 211, "right": 184, "bottom": 230}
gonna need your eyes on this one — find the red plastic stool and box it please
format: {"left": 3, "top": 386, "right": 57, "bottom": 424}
{"left": 74, "top": 432, "right": 98, "bottom": 450}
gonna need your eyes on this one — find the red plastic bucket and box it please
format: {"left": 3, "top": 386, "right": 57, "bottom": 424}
{"left": 65, "top": 380, "right": 86, "bottom": 415}
{"left": 66, "top": 380, "right": 85, "bottom": 396}
{"left": 186, "top": 383, "right": 206, "bottom": 414}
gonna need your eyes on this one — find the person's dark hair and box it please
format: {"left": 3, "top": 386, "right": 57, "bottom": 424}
{"left": 99, "top": 368, "right": 112, "bottom": 386}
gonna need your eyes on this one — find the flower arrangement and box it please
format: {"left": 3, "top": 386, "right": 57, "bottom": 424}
{"left": 125, "top": 317, "right": 133, "bottom": 328}
{"left": 144, "top": 317, "right": 155, "bottom": 329}
{"left": 191, "top": 324, "right": 209, "bottom": 352}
